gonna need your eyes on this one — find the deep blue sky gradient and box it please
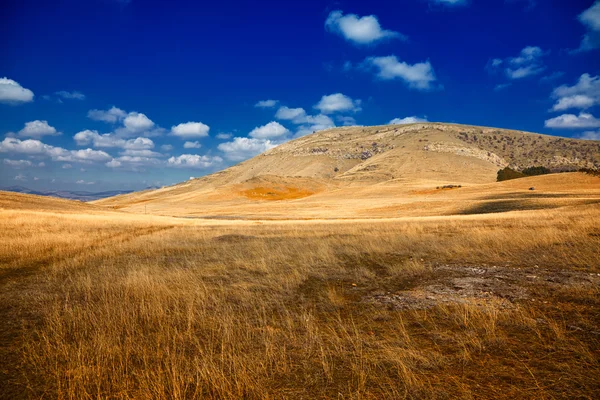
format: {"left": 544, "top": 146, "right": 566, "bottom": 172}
{"left": 0, "top": 0, "right": 598, "bottom": 190}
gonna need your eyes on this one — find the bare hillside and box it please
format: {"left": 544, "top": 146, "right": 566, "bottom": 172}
{"left": 94, "top": 123, "right": 600, "bottom": 216}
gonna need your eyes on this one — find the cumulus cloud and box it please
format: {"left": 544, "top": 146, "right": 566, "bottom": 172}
{"left": 545, "top": 112, "right": 600, "bottom": 129}
{"left": 337, "top": 116, "right": 357, "bottom": 126}
{"left": 87, "top": 107, "right": 127, "bottom": 123}
{"left": 167, "top": 154, "right": 223, "bottom": 168}
{"left": 255, "top": 99, "right": 279, "bottom": 108}
{"left": 170, "top": 121, "right": 210, "bottom": 138}
{"left": 3, "top": 159, "right": 33, "bottom": 168}
{"left": 55, "top": 91, "right": 85, "bottom": 100}
{"left": 160, "top": 144, "right": 174, "bottom": 151}
{"left": 14, "top": 174, "right": 27, "bottom": 181}
{"left": 577, "top": 130, "right": 600, "bottom": 140}
{"left": 490, "top": 46, "right": 547, "bottom": 80}
{"left": 105, "top": 159, "right": 122, "bottom": 168}
{"left": 295, "top": 114, "right": 336, "bottom": 137}
{"left": 87, "top": 108, "right": 163, "bottom": 138}
{"left": 0, "top": 137, "right": 111, "bottom": 163}
{"left": 0, "top": 77, "right": 34, "bottom": 104}
{"left": 73, "top": 130, "right": 155, "bottom": 150}
{"left": 106, "top": 155, "right": 162, "bottom": 169}
{"left": 124, "top": 112, "right": 155, "bottom": 131}
{"left": 275, "top": 106, "right": 307, "bottom": 122}
{"left": 18, "top": 120, "right": 60, "bottom": 138}
{"left": 362, "top": 56, "right": 437, "bottom": 90}
{"left": 218, "top": 137, "right": 277, "bottom": 161}
{"left": 216, "top": 132, "right": 233, "bottom": 140}
{"left": 550, "top": 74, "right": 600, "bottom": 111}
{"left": 314, "top": 93, "right": 362, "bottom": 114}
{"left": 325, "top": 10, "right": 405, "bottom": 45}
{"left": 119, "top": 149, "right": 163, "bottom": 157}
{"left": 249, "top": 121, "right": 290, "bottom": 139}
{"left": 184, "top": 141, "right": 201, "bottom": 149}
{"left": 575, "top": 1, "right": 600, "bottom": 52}
{"left": 389, "top": 116, "right": 428, "bottom": 125}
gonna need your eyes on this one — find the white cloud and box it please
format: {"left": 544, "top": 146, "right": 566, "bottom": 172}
{"left": 550, "top": 74, "right": 600, "bottom": 111}
{"left": 0, "top": 77, "right": 34, "bottom": 104}
{"left": 493, "top": 46, "right": 546, "bottom": 80}
{"left": 218, "top": 137, "right": 277, "bottom": 161}
{"left": 363, "top": 56, "right": 437, "bottom": 90}
{"left": 337, "top": 116, "right": 357, "bottom": 126}
{"left": 249, "top": 121, "right": 290, "bottom": 139}
{"left": 545, "top": 112, "right": 600, "bottom": 129}
{"left": 55, "top": 91, "right": 85, "bottom": 100}
{"left": 216, "top": 132, "right": 233, "bottom": 140}
{"left": 160, "top": 144, "right": 174, "bottom": 151}
{"left": 3, "top": 159, "right": 32, "bottom": 168}
{"left": 65, "top": 149, "right": 113, "bottom": 163}
{"left": 120, "top": 149, "right": 163, "bottom": 157}
{"left": 552, "top": 95, "right": 596, "bottom": 111}
{"left": 171, "top": 122, "right": 210, "bottom": 138}
{"left": 73, "top": 130, "right": 154, "bottom": 150}
{"left": 314, "top": 93, "right": 362, "bottom": 114}
{"left": 107, "top": 155, "right": 162, "bottom": 169}
{"left": 124, "top": 112, "right": 155, "bottom": 131}
{"left": 76, "top": 180, "right": 95, "bottom": 185}
{"left": 87, "top": 107, "right": 127, "bottom": 123}
{"left": 18, "top": 120, "right": 60, "bottom": 138}
{"left": 184, "top": 141, "right": 201, "bottom": 149}
{"left": 14, "top": 174, "right": 27, "bottom": 181}
{"left": 255, "top": 99, "right": 279, "bottom": 108}
{"left": 167, "top": 154, "right": 223, "bottom": 168}
{"left": 325, "top": 10, "right": 404, "bottom": 45}
{"left": 577, "top": 130, "right": 600, "bottom": 140}
{"left": 575, "top": 1, "right": 600, "bottom": 52}
{"left": 275, "top": 106, "right": 307, "bottom": 122}
{"left": 0, "top": 137, "right": 111, "bottom": 163}
{"left": 389, "top": 116, "right": 428, "bottom": 125}
{"left": 106, "top": 159, "right": 122, "bottom": 168}
{"left": 62, "top": 164, "right": 72, "bottom": 169}
{"left": 295, "top": 114, "right": 336, "bottom": 137}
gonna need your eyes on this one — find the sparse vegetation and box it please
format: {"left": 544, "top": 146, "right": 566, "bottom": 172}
{"left": 1, "top": 196, "right": 599, "bottom": 399}
{"left": 497, "top": 167, "right": 525, "bottom": 181}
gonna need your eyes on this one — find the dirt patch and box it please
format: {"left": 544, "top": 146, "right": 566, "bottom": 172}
{"left": 240, "top": 186, "right": 316, "bottom": 201}
{"left": 366, "top": 264, "right": 600, "bottom": 310}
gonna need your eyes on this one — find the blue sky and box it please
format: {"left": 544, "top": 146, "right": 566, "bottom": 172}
{"left": 1, "top": 0, "right": 599, "bottom": 191}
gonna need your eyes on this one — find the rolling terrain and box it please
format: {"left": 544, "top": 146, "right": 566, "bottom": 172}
{"left": 94, "top": 123, "right": 600, "bottom": 218}
{"left": 1, "top": 123, "right": 599, "bottom": 399}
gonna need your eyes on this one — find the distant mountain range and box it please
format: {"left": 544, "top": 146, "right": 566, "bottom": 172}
{"left": 1, "top": 186, "right": 135, "bottom": 202}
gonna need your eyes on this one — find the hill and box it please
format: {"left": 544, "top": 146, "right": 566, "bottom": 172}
{"left": 94, "top": 123, "right": 600, "bottom": 218}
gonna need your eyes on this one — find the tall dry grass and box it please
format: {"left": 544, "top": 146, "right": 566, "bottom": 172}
{"left": 1, "top": 206, "right": 599, "bottom": 399}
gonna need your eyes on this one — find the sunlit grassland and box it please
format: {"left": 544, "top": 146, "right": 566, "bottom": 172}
{"left": 1, "top": 205, "right": 599, "bottom": 399}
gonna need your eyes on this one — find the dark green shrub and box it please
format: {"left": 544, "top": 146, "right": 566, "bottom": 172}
{"left": 522, "top": 166, "right": 551, "bottom": 176}
{"left": 497, "top": 167, "right": 525, "bottom": 181}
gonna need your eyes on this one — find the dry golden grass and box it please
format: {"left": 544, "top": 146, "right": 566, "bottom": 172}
{"left": 1, "top": 197, "right": 599, "bottom": 399}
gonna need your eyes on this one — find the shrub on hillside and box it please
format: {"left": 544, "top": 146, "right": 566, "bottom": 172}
{"left": 497, "top": 167, "right": 525, "bottom": 181}
{"left": 522, "top": 166, "right": 551, "bottom": 176}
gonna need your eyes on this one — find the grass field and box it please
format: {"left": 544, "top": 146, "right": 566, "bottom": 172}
{"left": 1, "top": 180, "right": 599, "bottom": 399}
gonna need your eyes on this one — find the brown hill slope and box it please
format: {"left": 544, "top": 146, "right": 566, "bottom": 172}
{"left": 94, "top": 123, "right": 600, "bottom": 217}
